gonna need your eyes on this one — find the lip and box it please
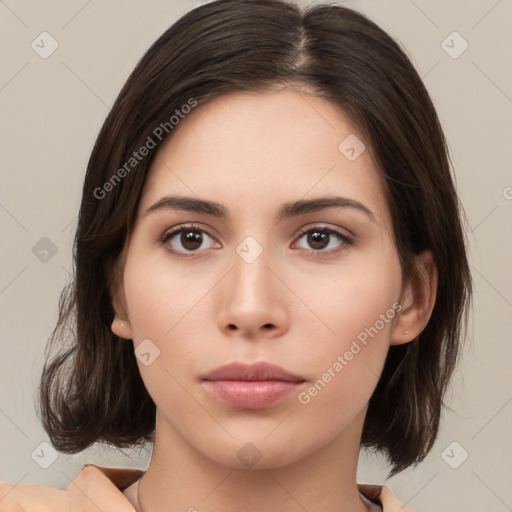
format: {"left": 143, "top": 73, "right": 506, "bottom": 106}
{"left": 202, "top": 361, "right": 304, "bottom": 382}
{"left": 201, "top": 361, "right": 305, "bottom": 409}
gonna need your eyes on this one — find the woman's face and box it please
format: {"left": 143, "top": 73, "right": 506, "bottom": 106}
{"left": 113, "top": 88, "right": 409, "bottom": 469}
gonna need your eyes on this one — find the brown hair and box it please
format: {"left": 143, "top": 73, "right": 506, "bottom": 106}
{"left": 38, "top": 0, "right": 472, "bottom": 475}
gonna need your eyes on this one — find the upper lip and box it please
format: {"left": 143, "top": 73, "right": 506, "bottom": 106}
{"left": 202, "top": 361, "right": 305, "bottom": 383}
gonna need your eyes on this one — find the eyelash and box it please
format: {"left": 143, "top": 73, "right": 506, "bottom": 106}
{"left": 158, "top": 223, "right": 354, "bottom": 258}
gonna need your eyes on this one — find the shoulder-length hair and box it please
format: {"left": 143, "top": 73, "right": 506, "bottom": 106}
{"left": 38, "top": 0, "right": 472, "bottom": 475}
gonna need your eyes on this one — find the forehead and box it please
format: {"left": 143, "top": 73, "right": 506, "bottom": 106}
{"left": 139, "top": 88, "right": 391, "bottom": 230}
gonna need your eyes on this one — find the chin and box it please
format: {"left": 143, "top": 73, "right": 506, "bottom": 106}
{"left": 191, "top": 429, "right": 323, "bottom": 472}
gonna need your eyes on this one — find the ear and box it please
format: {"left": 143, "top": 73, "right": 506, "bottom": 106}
{"left": 111, "top": 305, "right": 133, "bottom": 340}
{"left": 390, "top": 251, "right": 438, "bottom": 346}
{"left": 110, "top": 258, "right": 133, "bottom": 340}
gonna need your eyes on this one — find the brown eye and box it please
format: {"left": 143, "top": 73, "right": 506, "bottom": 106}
{"left": 160, "top": 224, "right": 218, "bottom": 257}
{"left": 294, "top": 226, "right": 353, "bottom": 256}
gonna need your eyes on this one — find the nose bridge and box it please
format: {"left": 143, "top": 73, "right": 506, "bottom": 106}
{"left": 231, "top": 234, "right": 274, "bottom": 310}
{"left": 217, "top": 234, "right": 288, "bottom": 336}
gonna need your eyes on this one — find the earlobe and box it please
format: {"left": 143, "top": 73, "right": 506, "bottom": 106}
{"left": 111, "top": 316, "right": 133, "bottom": 339}
{"left": 390, "top": 251, "right": 438, "bottom": 346}
{"left": 111, "top": 291, "right": 133, "bottom": 339}
{"left": 110, "top": 252, "right": 133, "bottom": 340}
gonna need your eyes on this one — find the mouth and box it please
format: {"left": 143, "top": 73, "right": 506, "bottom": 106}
{"left": 201, "top": 361, "right": 306, "bottom": 409}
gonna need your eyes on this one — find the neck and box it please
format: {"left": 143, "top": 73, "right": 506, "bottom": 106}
{"left": 136, "top": 409, "right": 370, "bottom": 512}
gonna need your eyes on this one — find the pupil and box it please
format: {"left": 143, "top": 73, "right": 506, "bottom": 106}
{"left": 309, "top": 231, "right": 328, "bottom": 249}
{"left": 182, "top": 230, "right": 202, "bottom": 250}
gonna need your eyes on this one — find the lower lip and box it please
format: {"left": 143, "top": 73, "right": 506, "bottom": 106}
{"left": 202, "top": 380, "right": 303, "bottom": 409}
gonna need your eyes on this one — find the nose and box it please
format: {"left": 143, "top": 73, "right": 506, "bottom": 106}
{"left": 216, "top": 244, "right": 290, "bottom": 340}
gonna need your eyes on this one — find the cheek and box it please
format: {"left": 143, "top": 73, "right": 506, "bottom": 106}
{"left": 293, "top": 250, "right": 402, "bottom": 411}
{"left": 121, "top": 255, "right": 208, "bottom": 421}
{"left": 296, "top": 246, "right": 402, "bottom": 359}
{"left": 122, "top": 248, "right": 210, "bottom": 342}
{"left": 120, "top": 252, "right": 209, "bottom": 401}
{"left": 295, "top": 298, "right": 396, "bottom": 441}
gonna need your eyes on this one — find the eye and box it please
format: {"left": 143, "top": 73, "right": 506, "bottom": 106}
{"left": 159, "top": 224, "right": 353, "bottom": 258}
{"left": 293, "top": 226, "right": 353, "bottom": 256}
{"left": 159, "top": 224, "right": 219, "bottom": 257}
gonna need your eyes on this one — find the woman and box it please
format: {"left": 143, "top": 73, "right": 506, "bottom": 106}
{"left": 0, "top": 1, "right": 472, "bottom": 510}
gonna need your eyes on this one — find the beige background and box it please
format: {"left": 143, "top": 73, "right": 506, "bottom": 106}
{"left": 0, "top": 0, "right": 511, "bottom": 510}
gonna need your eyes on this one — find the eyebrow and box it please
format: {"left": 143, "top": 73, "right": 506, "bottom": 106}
{"left": 144, "top": 195, "right": 376, "bottom": 223}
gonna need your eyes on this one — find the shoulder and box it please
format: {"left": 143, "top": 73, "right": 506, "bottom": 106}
{"left": 0, "top": 464, "right": 142, "bottom": 512}
{"left": 0, "top": 481, "right": 68, "bottom": 511}
{"left": 358, "top": 483, "right": 412, "bottom": 512}
{"left": 2, "top": 468, "right": 407, "bottom": 512}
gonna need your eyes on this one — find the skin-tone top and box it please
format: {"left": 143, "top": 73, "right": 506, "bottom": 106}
{"left": 0, "top": 463, "right": 412, "bottom": 511}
